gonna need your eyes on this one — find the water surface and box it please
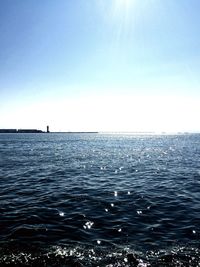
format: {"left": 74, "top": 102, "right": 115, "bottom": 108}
{"left": 0, "top": 133, "right": 200, "bottom": 266}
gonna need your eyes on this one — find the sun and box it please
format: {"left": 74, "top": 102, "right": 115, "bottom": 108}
{"left": 115, "top": 0, "right": 132, "bottom": 9}
{"left": 114, "top": 0, "right": 134, "bottom": 14}
{"left": 112, "top": 0, "right": 136, "bottom": 22}
{"left": 116, "top": 0, "right": 138, "bottom": 15}
{"left": 109, "top": 0, "right": 136, "bottom": 41}
{"left": 97, "top": 0, "right": 138, "bottom": 43}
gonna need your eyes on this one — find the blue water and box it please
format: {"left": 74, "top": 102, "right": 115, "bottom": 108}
{"left": 0, "top": 133, "right": 200, "bottom": 266}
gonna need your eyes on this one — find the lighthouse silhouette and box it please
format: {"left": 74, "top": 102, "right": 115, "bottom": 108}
{"left": 47, "top": 126, "right": 50, "bottom": 133}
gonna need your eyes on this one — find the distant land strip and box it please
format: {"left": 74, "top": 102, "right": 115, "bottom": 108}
{"left": 0, "top": 129, "right": 198, "bottom": 135}
{"left": 0, "top": 129, "right": 99, "bottom": 134}
{"left": 0, "top": 129, "right": 43, "bottom": 133}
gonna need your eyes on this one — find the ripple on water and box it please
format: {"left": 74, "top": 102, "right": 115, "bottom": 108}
{"left": 0, "top": 133, "right": 200, "bottom": 262}
{"left": 0, "top": 245, "right": 200, "bottom": 266}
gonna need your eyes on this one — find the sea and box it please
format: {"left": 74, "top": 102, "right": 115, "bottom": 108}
{"left": 0, "top": 133, "right": 200, "bottom": 266}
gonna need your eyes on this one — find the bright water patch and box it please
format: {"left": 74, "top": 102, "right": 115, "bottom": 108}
{"left": 0, "top": 133, "right": 200, "bottom": 266}
{"left": 1, "top": 245, "right": 200, "bottom": 266}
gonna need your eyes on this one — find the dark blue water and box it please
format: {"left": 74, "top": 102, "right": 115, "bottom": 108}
{"left": 0, "top": 133, "right": 200, "bottom": 266}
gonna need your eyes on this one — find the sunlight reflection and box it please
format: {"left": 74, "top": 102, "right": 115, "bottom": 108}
{"left": 83, "top": 221, "right": 94, "bottom": 230}
{"left": 59, "top": 211, "right": 65, "bottom": 217}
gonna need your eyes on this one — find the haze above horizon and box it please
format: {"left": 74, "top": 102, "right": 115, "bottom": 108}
{"left": 1, "top": 0, "right": 200, "bottom": 133}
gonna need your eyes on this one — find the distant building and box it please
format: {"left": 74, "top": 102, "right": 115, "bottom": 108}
{"left": 47, "top": 125, "right": 50, "bottom": 133}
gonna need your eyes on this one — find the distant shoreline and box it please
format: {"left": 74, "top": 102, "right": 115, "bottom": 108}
{"left": 0, "top": 130, "right": 199, "bottom": 135}
{"left": 0, "top": 129, "right": 99, "bottom": 134}
{"left": 51, "top": 132, "right": 99, "bottom": 134}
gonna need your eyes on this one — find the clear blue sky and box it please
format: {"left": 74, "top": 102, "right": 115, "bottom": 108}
{"left": 1, "top": 0, "right": 200, "bottom": 132}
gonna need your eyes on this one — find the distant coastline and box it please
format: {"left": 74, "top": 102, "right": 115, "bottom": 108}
{"left": 0, "top": 129, "right": 43, "bottom": 133}
{"left": 0, "top": 129, "right": 199, "bottom": 135}
{"left": 52, "top": 132, "right": 99, "bottom": 134}
{"left": 0, "top": 129, "right": 99, "bottom": 134}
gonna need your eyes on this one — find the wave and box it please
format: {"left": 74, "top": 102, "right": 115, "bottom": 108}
{"left": 0, "top": 244, "right": 200, "bottom": 266}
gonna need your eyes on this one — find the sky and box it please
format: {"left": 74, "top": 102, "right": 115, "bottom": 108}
{"left": 0, "top": 0, "right": 200, "bottom": 133}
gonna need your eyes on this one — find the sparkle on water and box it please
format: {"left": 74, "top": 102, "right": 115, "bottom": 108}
{"left": 1, "top": 133, "right": 200, "bottom": 266}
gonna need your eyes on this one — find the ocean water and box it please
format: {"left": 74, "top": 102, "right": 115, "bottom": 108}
{"left": 0, "top": 133, "right": 200, "bottom": 266}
